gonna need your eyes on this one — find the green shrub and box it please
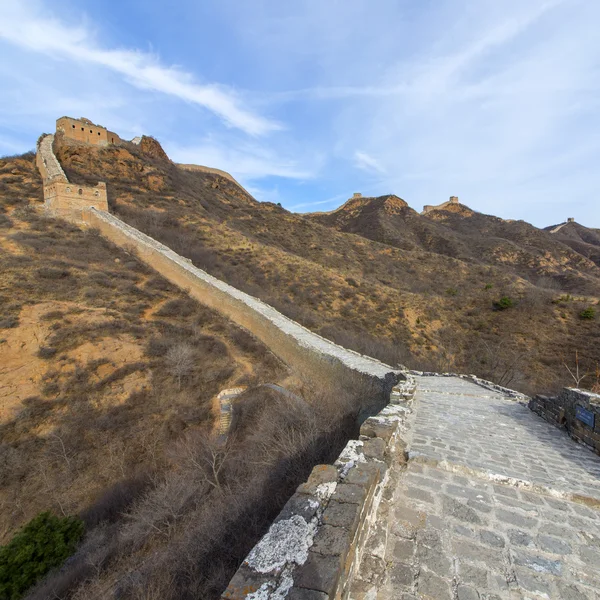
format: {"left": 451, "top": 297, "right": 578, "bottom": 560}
{"left": 493, "top": 296, "right": 514, "bottom": 310}
{"left": 0, "top": 511, "right": 84, "bottom": 599}
{"left": 484, "top": 283, "right": 493, "bottom": 290}
{"left": 445, "top": 287, "right": 458, "bottom": 296}
{"left": 579, "top": 307, "right": 596, "bottom": 320}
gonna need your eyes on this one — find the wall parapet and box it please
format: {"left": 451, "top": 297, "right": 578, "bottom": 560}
{"left": 222, "top": 374, "right": 417, "bottom": 599}
{"left": 36, "top": 134, "right": 67, "bottom": 183}
{"left": 36, "top": 134, "right": 108, "bottom": 222}
{"left": 407, "top": 370, "right": 529, "bottom": 403}
{"left": 529, "top": 388, "right": 600, "bottom": 455}
{"left": 84, "top": 209, "right": 400, "bottom": 391}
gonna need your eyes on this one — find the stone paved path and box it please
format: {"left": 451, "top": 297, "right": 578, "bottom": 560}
{"left": 351, "top": 376, "right": 600, "bottom": 600}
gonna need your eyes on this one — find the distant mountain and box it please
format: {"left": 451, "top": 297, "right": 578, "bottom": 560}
{"left": 545, "top": 220, "right": 600, "bottom": 267}
{"left": 308, "top": 195, "right": 600, "bottom": 293}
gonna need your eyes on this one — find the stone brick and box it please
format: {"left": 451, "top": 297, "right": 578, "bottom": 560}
{"left": 442, "top": 496, "right": 483, "bottom": 525}
{"left": 345, "top": 462, "right": 381, "bottom": 487}
{"left": 322, "top": 500, "right": 361, "bottom": 531}
{"left": 511, "top": 549, "right": 562, "bottom": 575}
{"left": 294, "top": 552, "right": 341, "bottom": 596}
{"left": 362, "top": 437, "right": 387, "bottom": 462}
{"left": 405, "top": 486, "right": 435, "bottom": 504}
{"left": 276, "top": 493, "right": 320, "bottom": 523}
{"left": 556, "top": 581, "right": 593, "bottom": 600}
{"left": 537, "top": 534, "right": 572, "bottom": 555}
{"left": 296, "top": 464, "right": 338, "bottom": 496}
{"left": 392, "top": 538, "right": 416, "bottom": 562}
{"left": 392, "top": 506, "right": 427, "bottom": 539}
{"left": 496, "top": 508, "right": 537, "bottom": 529}
{"left": 418, "top": 570, "right": 453, "bottom": 599}
{"left": 331, "top": 483, "right": 367, "bottom": 505}
{"left": 456, "top": 562, "right": 488, "bottom": 588}
{"left": 287, "top": 589, "right": 328, "bottom": 600}
{"left": 457, "top": 585, "right": 480, "bottom": 600}
{"left": 389, "top": 562, "right": 415, "bottom": 587}
{"left": 311, "top": 525, "right": 351, "bottom": 557}
{"left": 417, "top": 544, "right": 452, "bottom": 576}
{"left": 222, "top": 566, "right": 274, "bottom": 599}
{"left": 514, "top": 567, "right": 553, "bottom": 597}
{"left": 479, "top": 530, "right": 505, "bottom": 548}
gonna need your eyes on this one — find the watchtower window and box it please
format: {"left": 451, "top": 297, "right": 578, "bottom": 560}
{"left": 72, "top": 125, "right": 75, "bottom": 129}
{"left": 81, "top": 127, "right": 84, "bottom": 131}
{"left": 98, "top": 132, "right": 101, "bottom": 135}
{"left": 90, "top": 130, "right": 93, "bottom": 133}
{"left": 78, "top": 189, "right": 83, "bottom": 195}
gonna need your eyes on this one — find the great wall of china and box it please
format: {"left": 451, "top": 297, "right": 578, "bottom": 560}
{"left": 34, "top": 118, "right": 600, "bottom": 600}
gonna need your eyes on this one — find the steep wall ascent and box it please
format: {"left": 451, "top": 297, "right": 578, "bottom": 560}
{"left": 84, "top": 208, "right": 399, "bottom": 399}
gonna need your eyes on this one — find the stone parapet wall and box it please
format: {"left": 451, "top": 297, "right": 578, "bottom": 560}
{"left": 177, "top": 163, "right": 251, "bottom": 197}
{"left": 36, "top": 134, "right": 109, "bottom": 222}
{"left": 36, "top": 134, "right": 67, "bottom": 183}
{"left": 529, "top": 388, "right": 600, "bottom": 455}
{"left": 83, "top": 209, "right": 400, "bottom": 397}
{"left": 408, "top": 370, "right": 529, "bottom": 403}
{"left": 222, "top": 375, "right": 417, "bottom": 599}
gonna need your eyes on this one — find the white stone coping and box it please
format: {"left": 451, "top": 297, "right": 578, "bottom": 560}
{"left": 90, "top": 209, "right": 399, "bottom": 380}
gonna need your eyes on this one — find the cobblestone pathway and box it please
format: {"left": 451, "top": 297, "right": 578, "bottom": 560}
{"left": 351, "top": 376, "right": 600, "bottom": 600}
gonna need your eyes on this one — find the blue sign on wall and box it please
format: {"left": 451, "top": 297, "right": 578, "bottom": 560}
{"left": 576, "top": 405, "right": 595, "bottom": 429}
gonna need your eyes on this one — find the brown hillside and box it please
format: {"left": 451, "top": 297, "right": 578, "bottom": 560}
{"left": 546, "top": 221, "right": 600, "bottom": 267}
{"left": 52, "top": 139, "right": 600, "bottom": 395}
{"left": 0, "top": 151, "right": 286, "bottom": 545}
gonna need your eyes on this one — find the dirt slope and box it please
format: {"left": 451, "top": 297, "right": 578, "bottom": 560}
{"left": 52, "top": 138, "right": 600, "bottom": 395}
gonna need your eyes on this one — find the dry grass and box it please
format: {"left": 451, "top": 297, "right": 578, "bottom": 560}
{"left": 53, "top": 140, "right": 600, "bottom": 395}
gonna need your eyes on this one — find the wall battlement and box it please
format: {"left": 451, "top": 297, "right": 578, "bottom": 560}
{"left": 422, "top": 195, "right": 460, "bottom": 214}
{"left": 56, "top": 116, "right": 122, "bottom": 146}
{"left": 36, "top": 134, "right": 108, "bottom": 221}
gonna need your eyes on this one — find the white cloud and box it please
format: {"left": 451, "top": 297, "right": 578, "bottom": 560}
{"left": 167, "top": 138, "right": 315, "bottom": 182}
{"left": 0, "top": 1, "right": 279, "bottom": 136}
{"left": 354, "top": 151, "right": 386, "bottom": 175}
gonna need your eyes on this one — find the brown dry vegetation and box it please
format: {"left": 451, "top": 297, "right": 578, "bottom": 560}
{"left": 0, "top": 153, "right": 286, "bottom": 548}
{"left": 54, "top": 138, "right": 600, "bottom": 394}
{"left": 0, "top": 151, "right": 389, "bottom": 600}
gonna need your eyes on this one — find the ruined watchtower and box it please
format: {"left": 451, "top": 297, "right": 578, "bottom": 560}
{"left": 423, "top": 196, "right": 460, "bottom": 214}
{"left": 56, "top": 117, "right": 122, "bottom": 147}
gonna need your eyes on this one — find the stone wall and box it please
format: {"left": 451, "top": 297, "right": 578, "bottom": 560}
{"left": 44, "top": 180, "right": 108, "bottom": 222}
{"left": 36, "top": 134, "right": 109, "bottom": 222}
{"left": 82, "top": 208, "right": 400, "bottom": 398}
{"left": 177, "top": 163, "right": 251, "bottom": 197}
{"left": 222, "top": 375, "right": 416, "bottom": 599}
{"left": 36, "top": 134, "right": 67, "bottom": 183}
{"left": 529, "top": 388, "right": 600, "bottom": 455}
{"left": 56, "top": 116, "right": 110, "bottom": 146}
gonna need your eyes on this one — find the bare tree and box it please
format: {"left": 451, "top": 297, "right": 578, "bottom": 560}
{"left": 165, "top": 343, "right": 195, "bottom": 389}
{"left": 563, "top": 350, "right": 591, "bottom": 388}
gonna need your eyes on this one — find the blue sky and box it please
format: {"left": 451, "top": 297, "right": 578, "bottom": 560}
{"left": 0, "top": 0, "right": 599, "bottom": 227}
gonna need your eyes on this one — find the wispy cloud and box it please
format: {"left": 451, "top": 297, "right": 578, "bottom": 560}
{"left": 0, "top": 1, "right": 279, "bottom": 136}
{"left": 354, "top": 151, "right": 386, "bottom": 175}
{"left": 168, "top": 138, "right": 315, "bottom": 181}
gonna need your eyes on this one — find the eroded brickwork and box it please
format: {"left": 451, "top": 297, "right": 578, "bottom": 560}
{"left": 36, "top": 133, "right": 108, "bottom": 221}
{"left": 56, "top": 116, "right": 122, "bottom": 146}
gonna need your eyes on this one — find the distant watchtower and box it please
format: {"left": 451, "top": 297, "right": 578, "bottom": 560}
{"left": 567, "top": 217, "right": 575, "bottom": 223}
{"left": 449, "top": 196, "right": 459, "bottom": 204}
{"left": 353, "top": 193, "right": 362, "bottom": 199}
{"left": 56, "top": 116, "right": 122, "bottom": 147}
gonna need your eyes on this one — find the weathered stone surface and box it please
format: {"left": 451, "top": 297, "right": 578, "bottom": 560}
{"left": 331, "top": 483, "right": 367, "bottom": 505}
{"left": 296, "top": 464, "right": 338, "bottom": 497}
{"left": 294, "top": 552, "right": 341, "bottom": 596}
{"left": 322, "top": 500, "right": 361, "bottom": 531}
{"left": 311, "top": 524, "right": 351, "bottom": 557}
{"left": 350, "top": 375, "right": 600, "bottom": 600}
{"left": 287, "top": 589, "right": 328, "bottom": 600}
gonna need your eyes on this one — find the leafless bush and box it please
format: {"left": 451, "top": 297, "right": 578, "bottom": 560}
{"left": 165, "top": 343, "right": 195, "bottom": 389}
